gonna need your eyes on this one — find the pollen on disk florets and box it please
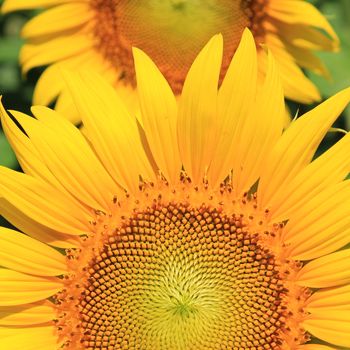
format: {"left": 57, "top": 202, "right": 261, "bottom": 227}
{"left": 90, "top": 0, "right": 267, "bottom": 93}
{"left": 54, "top": 182, "right": 310, "bottom": 349}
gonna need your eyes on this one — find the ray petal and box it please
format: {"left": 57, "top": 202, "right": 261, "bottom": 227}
{"left": 270, "top": 131, "right": 350, "bottom": 221}
{"left": 297, "top": 249, "right": 350, "bottom": 288}
{"left": 306, "top": 285, "right": 350, "bottom": 311}
{"left": 207, "top": 29, "right": 257, "bottom": 187}
{"left": 296, "top": 345, "right": 338, "bottom": 350}
{"left": 64, "top": 71, "right": 156, "bottom": 194}
{"left": 133, "top": 48, "right": 181, "bottom": 184}
{"left": 284, "top": 181, "right": 350, "bottom": 260}
{"left": 10, "top": 107, "right": 119, "bottom": 212}
{"left": 1, "top": 0, "right": 71, "bottom": 13}
{"left": 21, "top": 3, "right": 92, "bottom": 38}
{"left": 265, "top": 33, "right": 320, "bottom": 103}
{"left": 0, "top": 301, "right": 55, "bottom": 326}
{"left": 32, "top": 51, "right": 97, "bottom": 106}
{"left": 0, "top": 199, "right": 80, "bottom": 247}
{"left": 0, "top": 325, "right": 59, "bottom": 349}
{"left": 0, "top": 99, "right": 69, "bottom": 192}
{"left": 258, "top": 88, "right": 350, "bottom": 211}
{"left": 268, "top": 0, "right": 338, "bottom": 43}
{"left": 0, "top": 227, "right": 67, "bottom": 276}
{"left": 231, "top": 49, "right": 284, "bottom": 194}
{"left": 177, "top": 34, "right": 223, "bottom": 184}
{"left": 0, "top": 269, "right": 63, "bottom": 306}
{"left": 0, "top": 166, "right": 91, "bottom": 235}
{"left": 20, "top": 33, "right": 93, "bottom": 74}
{"left": 303, "top": 311, "right": 350, "bottom": 348}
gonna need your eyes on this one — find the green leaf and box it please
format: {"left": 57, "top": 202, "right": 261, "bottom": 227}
{"left": 0, "top": 64, "right": 20, "bottom": 91}
{"left": 0, "top": 131, "right": 18, "bottom": 168}
{"left": 0, "top": 37, "right": 22, "bottom": 62}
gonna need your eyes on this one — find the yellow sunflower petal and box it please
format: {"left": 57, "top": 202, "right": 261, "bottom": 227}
{"left": 0, "top": 166, "right": 91, "bottom": 235}
{"left": 258, "top": 87, "right": 350, "bottom": 211}
{"left": 303, "top": 311, "right": 350, "bottom": 348}
{"left": 266, "top": 33, "right": 321, "bottom": 103}
{"left": 207, "top": 29, "right": 257, "bottom": 187}
{"left": 133, "top": 47, "right": 181, "bottom": 184}
{"left": 0, "top": 199, "right": 80, "bottom": 248}
{"left": 54, "top": 89, "right": 80, "bottom": 124}
{"left": 32, "top": 51, "right": 97, "bottom": 107}
{"left": 0, "top": 100, "right": 68, "bottom": 191}
{"left": 306, "top": 285, "right": 350, "bottom": 311}
{"left": 0, "top": 325, "right": 58, "bottom": 350}
{"left": 283, "top": 42, "right": 329, "bottom": 78}
{"left": 1, "top": 0, "right": 70, "bottom": 13}
{"left": 231, "top": 49, "right": 284, "bottom": 195}
{"left": 1, "top": 103, "right": 95, "bottom": 218}
{"left": 112, "top": 79, "right": 142, "bottom": 119}
{"left": 0, "top": 227, "right": 66, "bottom": 276}
{"left": 32, "top": 63, "right": 63, "bottom": 106}
{"left": 0, "top": 269, "right": 62, "bottom": 306}
{"left": 276, "top": 22, "right": 338, "bottom": 52}
{"left": 297, "top": 249, "right": 350, "bottom": 288}
{"left": 285, "top": 181, "right": 350, "bottom": 260}
{"left": 0, "top": 302, "right": 55, "bottom": 326}
{"left": 64, "top": 71, "right": 156, "bottom": 193}
{"left": 270, "top": 131, "right": 350, "bottom": 221}
{"left": 20, "top": 32, "right": 93, "bottom": 74}
{"left": 297, "top": 345, "right": 338, "bottom": 350}
{"left": 10, "top": 107, "right": 118, "bottom": 212}
{"left": 177, "top": 34, "right": 223, "bottom": 184}
{"left": 21, "top": 3, "right": 92, "bottom": 38}
{"left": 268, "top": 0, "right": 338, "bottom": 42}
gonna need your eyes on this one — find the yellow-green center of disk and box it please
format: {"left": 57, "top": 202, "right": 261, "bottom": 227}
{"left": 91, "top": 0, "right": 264, "bottom": 92}
{"left": 76, "top": 203, "right": 285, "bottom": 349}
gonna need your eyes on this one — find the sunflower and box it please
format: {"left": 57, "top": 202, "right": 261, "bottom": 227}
{"left": 1, "top": 30, "right": 350, "bottom": 349}
{"left": 2, "top": 0, "right": 339, "bottom": 123}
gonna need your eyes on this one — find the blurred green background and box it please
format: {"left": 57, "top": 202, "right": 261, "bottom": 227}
{"left": 0, "top": 0, "right": 350, "bottom": 170}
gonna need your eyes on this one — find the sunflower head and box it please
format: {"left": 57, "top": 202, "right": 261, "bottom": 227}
{"left": 92, "top": 0, "right": 253, "bottom": 93}
{"left": 1, "top": 0, "right": 339, "bottom": 122}
{"left": 0, "top": 29, "right": 350, "bottom": 350}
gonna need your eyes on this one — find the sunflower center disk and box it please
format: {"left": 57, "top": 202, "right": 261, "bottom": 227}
{"left": 91, "top": 0, "right": 263, "bottom": 92}
{"left": 64, "top": 203, "right": 292, "bottom": 349}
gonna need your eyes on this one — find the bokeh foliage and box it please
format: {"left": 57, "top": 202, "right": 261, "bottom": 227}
{"left": 308, "top": 0, "right": 350, "bottom": 124}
